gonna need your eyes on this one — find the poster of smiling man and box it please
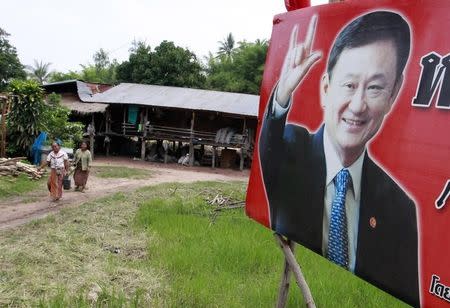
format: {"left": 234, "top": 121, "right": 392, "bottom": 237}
{"left": 246, "top": 1, "right": 450, "bottom": 307}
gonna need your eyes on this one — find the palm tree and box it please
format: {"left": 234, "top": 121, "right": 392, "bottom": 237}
{"left": 217, "top": 33, "right": 235, "bottom": 58}
{"left": 26, "top": 60, "right": 52, "bottom": 84}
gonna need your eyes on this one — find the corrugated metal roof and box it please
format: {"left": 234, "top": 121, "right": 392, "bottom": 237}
{"left": 60, "top": 97, "right": 108, "bottom": 114}
{"left": 42, "top": 80, "right": 111, "bottom": 102}
{"left": 91, "top": 83, "right": 259, "bottom": 117}
{"left": 76, "top": 80, "right": 95, "bottom": 102}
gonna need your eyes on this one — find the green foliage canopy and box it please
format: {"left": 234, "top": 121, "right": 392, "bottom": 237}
{"left": 0, "top": 28, "right": 26, "bottom": 91}
{"left": 217, "top": 33, "right": 235, "bottom": 58}
{"left": 116, "top": 41, "right": 205, "bottom": 88}
{"left": 48, "top": 48, "right": 117, "bottom": 84}
{"left": 44, "top": 93, "right": 84, "bottom": 148}
{"left": 45, "top": 36, "right": 268, "bottom": 96}
{"left": 48, "top": 71, "right": 81, "bottom": 83}
{"left": 26, "top": 60, "right": 52, "bottom": 84}
{"left": 7, "top": 79, "right": 46, "bottom": 155}
{"left": 6, "top": 81, "right": 84, "bottom": 156}
{"left": 79, "top": 48, "right": 117, "bottom": 84}
{"left": 206, "top": 39, "right": 268, "bottom": 95}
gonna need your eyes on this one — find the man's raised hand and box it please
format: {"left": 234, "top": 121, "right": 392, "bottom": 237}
{"left": 276, "top": 15, "right": 322, "bottom": 107}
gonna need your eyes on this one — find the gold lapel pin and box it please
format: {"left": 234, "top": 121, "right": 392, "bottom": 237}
{"left": 369, "top": 217, "right": 377, "bottom": 229}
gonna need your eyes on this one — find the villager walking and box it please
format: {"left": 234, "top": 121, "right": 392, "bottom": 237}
{"left": 73, "top": 141, "right": 92, "bottom": 192}
{"left": 38, "top": 142, "right": 69, "bottom": 201}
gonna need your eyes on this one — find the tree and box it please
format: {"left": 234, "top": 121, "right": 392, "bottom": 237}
{"left": 47, "top": 48, "right": 117, "bottom": 84}
{"left": 0, "top": 28, "right": 26, "bottom": 90}
{"left": 93, "top": 48, "right": 110, "bottom": 71}
{"left": 116, "top": 40, "right": 205, "bottom": 88}
{"left": 217, "top": 33, "right": 235, "bottom": 58}
{"left": 206, "top": 39, "right": 268, "bottom": 94}
{"left": 79, "top": 48, "right": 117, "bottom": 84}
{"left": 6, "top": 82, "right": 84, "bottom": 156}
{"left": 26, "top": 59, "right": 52, "bottom": 84}
{"left": 48, "top": 70, "right": 81, "bottom": 83}
{"left": 44, "top": 93, "right": 83, "bottom": 148}
{"left": 6, "top": 79, "right": 46, "bottom": 155}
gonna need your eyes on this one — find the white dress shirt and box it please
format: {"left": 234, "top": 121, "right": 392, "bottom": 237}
{"left": 322, "top": 128, "right": 365, "bottom": 272}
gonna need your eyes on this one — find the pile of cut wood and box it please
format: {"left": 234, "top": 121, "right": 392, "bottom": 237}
{"left": 0, "top": 157, "right": 44, "bottom": 179}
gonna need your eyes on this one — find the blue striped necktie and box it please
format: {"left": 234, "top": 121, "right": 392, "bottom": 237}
{"left": 327, "top": 168, "right": 350, "bottom": 269}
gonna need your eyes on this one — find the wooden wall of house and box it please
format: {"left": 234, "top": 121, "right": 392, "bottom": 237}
{"left": 107, "top": 104, "right": 257, "bottom": 135}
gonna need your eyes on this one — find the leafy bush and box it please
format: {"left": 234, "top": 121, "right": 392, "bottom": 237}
{"left": 7, "top": 79, "right": 46, "bottom": 156}
{"left": 43, "top": 93, "right": 84, "bottom": 148}
{"left": 6, "top": 82, "right": 84, "bottom": 156}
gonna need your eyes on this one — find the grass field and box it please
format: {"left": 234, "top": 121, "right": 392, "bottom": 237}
{"left": 0, "top": 174, "right": 45, "bottom": 199}
{"left": 0, "top": 181, "right": 409, "bottom": 307}
{"left": 92, "top": 165, "right": 151, "bottom": 179}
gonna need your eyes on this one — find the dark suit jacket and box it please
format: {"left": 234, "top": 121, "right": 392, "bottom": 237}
{"left": 259, "top": 97, "right": 419, "bottom": 307}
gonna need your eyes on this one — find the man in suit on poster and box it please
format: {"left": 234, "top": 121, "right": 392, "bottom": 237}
{"left": 259, "top": 11, "right": 419, "bottom": 306}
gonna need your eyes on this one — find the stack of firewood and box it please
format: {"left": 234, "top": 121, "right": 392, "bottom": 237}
{"left": 0, "top": 157, "right": 44, "bottom": 179}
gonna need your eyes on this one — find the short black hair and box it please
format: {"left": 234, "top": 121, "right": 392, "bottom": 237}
{"left": 327, "top": 11, "right": 411, "bottom": 80}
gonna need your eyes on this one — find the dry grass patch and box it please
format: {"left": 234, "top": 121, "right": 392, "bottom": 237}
{"left": 0, "top": 192, "right": 160, "bottom": 307}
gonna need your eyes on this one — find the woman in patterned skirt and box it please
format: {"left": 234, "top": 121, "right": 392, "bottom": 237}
{"left": 73, "top": 141, "right": 92, "bottom": 192}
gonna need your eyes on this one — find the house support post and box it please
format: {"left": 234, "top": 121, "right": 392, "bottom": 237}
{"left": 90, "top": 114, "right": 95, "bottom": 160}
{"left": 105, "top": 107, "right": 111, "bottom": 134}
{"left": 189, "top": 111, "right": 195, "bottom": 166}
{"left": 212, "top": 146, "right": 216, "bottom": 168}
{"left": 122, "top": 106, "right": 126, "bottom": 135}
{"left": 240, "top": 118, "right": 247, "bottom": 171}
{"left": 141, "top": 107, "right": 148, "bottom": 160}
{"left": 164, "top": 142, "right": 169, "bottom": 164}
{"left": 106, "top": 141, "right": 110, "bottom": 157}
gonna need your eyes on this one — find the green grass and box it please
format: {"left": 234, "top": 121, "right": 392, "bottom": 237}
{"left": 92, "top": 165, "right": 151, "bottom": 179}
{"left": 0, "top": 181, "right": 409, "bottom": 307}
{"left": 135, "top": 182, "right": 409, "bottom": 308}
{"left": 0, "top": 173, "right": 45, "bottom": 199}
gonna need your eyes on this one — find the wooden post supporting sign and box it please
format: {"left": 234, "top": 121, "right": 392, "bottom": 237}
{"left": 274, "top": 233, "right": 316, "bottom": 308}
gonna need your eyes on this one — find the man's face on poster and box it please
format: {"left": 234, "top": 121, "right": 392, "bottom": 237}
{"left": 321, "top": 39, "right": 402, "bottom": 159}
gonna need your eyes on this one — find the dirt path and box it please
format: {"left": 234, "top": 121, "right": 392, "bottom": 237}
{"left": 0, "top": 157, "right": 249, "bottom": 230}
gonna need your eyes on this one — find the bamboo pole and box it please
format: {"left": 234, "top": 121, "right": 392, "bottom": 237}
{"left": 274, "top": 234, "right": 316, "bottom": 308}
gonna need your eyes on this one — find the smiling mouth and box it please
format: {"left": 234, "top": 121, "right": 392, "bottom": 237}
{"left": 343, "top": 118, "right": 366, "bottom": 126}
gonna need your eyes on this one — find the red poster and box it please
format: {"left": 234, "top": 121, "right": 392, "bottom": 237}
{"left": 246, "top": 0, "right": 450, "bottom": 306}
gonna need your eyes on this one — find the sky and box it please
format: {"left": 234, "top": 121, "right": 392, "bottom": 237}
{"left": 1, "top": 0, "right": 328, "bottom": 72}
